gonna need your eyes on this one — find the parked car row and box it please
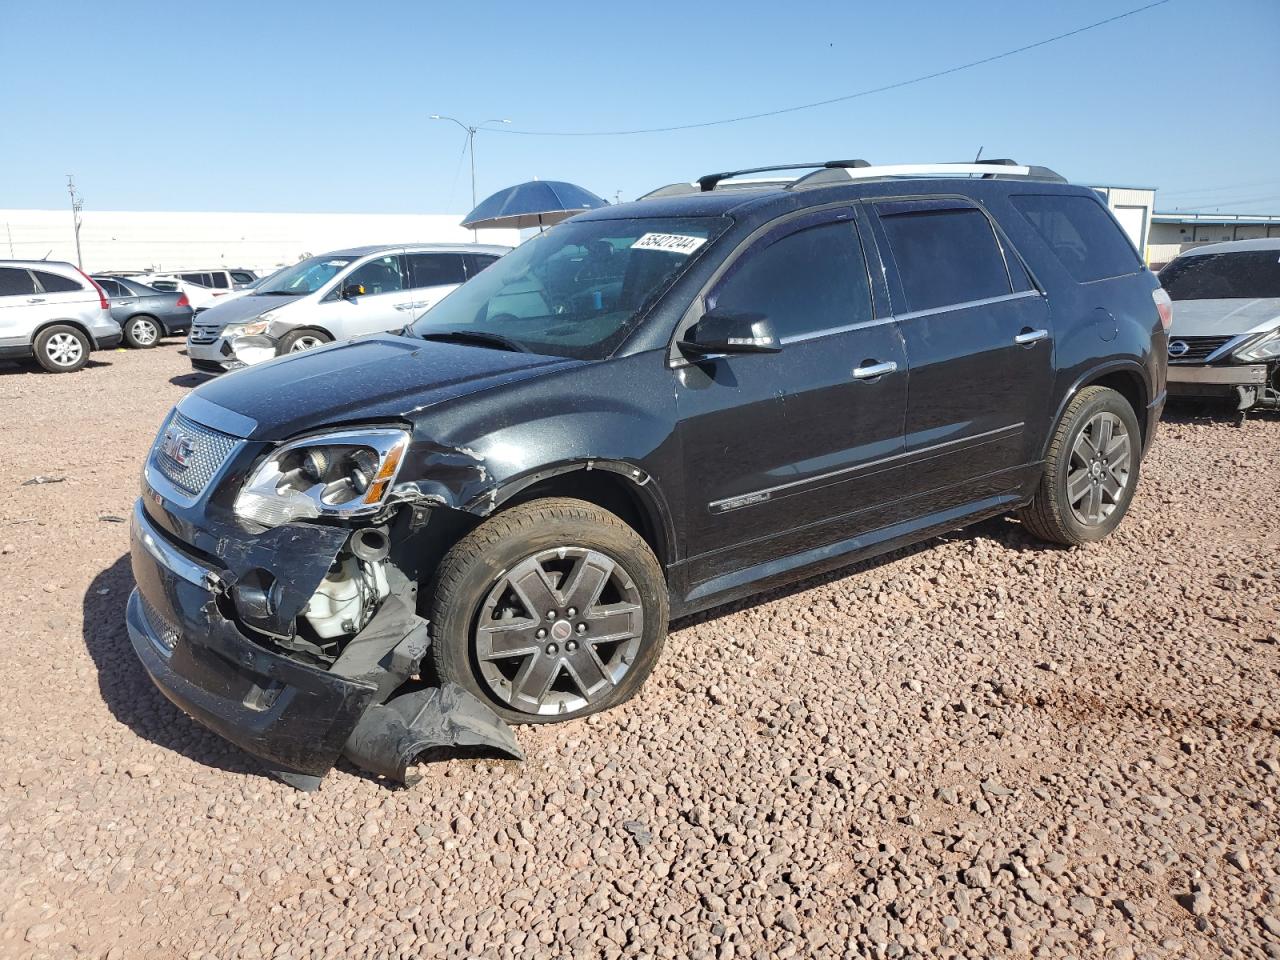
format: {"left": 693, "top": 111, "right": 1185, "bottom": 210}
{"left": 0, "top": 260, "right": 121, "bottom": 371}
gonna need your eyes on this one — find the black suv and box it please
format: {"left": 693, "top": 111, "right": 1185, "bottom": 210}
{"left": 127, "top": 159, "right": 1169, "bottom": 787}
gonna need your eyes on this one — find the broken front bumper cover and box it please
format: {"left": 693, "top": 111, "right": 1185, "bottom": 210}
{"left": 126, "top": 499, "right": 522, "bottom": 787}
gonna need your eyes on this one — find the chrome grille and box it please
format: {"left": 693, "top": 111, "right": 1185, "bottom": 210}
{"left": 1168, "top": 335, "right": 1233, "bottom": 363}
{"left": 140, "top": 594, "right": 179, "bottom": 654}
{"left": 188, "top": 323, "right": 222, "bottom": 345}
{"left": 151, "top": 413, "right": 239, "bottom": 496}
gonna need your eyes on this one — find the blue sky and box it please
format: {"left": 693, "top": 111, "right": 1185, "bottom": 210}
{"left": 2, "top": 0, "right": 1277, "bottom": 215}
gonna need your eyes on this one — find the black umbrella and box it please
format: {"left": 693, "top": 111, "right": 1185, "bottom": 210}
{"left": 462, "top": 180, "right": 608, "bottom": 231}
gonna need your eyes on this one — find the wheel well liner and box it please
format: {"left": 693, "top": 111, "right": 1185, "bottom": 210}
{"left": 1047, "top": 364, "right": 1150, "bottom": 458}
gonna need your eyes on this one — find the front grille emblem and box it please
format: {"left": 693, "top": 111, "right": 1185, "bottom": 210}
{"left": 1168, "top": 340, "right": 1189, "bottom": 358}
{"left": 160, "top": 427, "right": 195, "bottom": 468}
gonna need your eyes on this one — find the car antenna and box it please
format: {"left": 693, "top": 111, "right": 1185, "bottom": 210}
{"left": 974, "top": 146, "right": 983, "bottom": 162}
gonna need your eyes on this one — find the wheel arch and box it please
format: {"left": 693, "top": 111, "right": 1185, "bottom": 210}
{"left": 1045, "top": 361, "right": 1150, "bottom": 458}
{"left": 32, "top": 318, "right": 97, "bottom": 348}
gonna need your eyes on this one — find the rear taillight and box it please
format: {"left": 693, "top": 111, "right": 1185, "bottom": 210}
{"left": 77, "top": 267, "right": 110, "bottom": 311}
{"left": 176, "top": 292, "right": 190, "bottom": 307}
{"left": 1152, "top": 287, "right": 1173, "bottom": 332}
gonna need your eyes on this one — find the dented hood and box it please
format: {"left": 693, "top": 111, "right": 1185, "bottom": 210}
{"left": 188, "top": 333, "right": 579, "bottom": 440}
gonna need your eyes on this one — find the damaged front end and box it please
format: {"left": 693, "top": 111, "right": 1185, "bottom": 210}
{"left": 126, "top": 406, "right": 522, "bottom": 790}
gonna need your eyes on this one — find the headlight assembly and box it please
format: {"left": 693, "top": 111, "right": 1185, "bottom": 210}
{"left": 1234, "top": 330, "right": 1280, "bottom": 363}
{"left": 226, "top": 318, "right": 271, "bottom": 338}
{"left": 234, "top": 429, "right": 411, "bottom": 527}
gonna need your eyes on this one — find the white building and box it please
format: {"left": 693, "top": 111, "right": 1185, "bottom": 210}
{"left": 1090, "top": 185, "right": 1156, "bottom": 262}
{"left": 0, "top": 209, "right": 520, "bottom": 274}
{"left": 1147, "top": 212, "right": 1280, "bottom": 268}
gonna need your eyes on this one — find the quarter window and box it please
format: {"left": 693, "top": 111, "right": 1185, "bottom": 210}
{"left": 1011, "top": 194, "right": 1141, "bottom": 283}
{"left": 95, "top": 277, "right": 125, "bottom": 297}
{"left": 709, "top": 221, "right": 872, "bottom": 341}
{"left": 407, "top": 253, "right": 466, "bottom": 288}
{"left": 878, "top": 206, "right": 1013, "bottom": 312}
{"left": 0, "top": 268, "right": 36, "bottom": 297}
{"left": 344, "top": 255, "right": 405, "bottom": 296}
{"left": 33, "top": 270, "right": 83, "bottom": 293}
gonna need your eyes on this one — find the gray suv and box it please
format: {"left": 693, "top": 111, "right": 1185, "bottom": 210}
{"left": 0, "top": 261, "right": 122, "bottom": 372}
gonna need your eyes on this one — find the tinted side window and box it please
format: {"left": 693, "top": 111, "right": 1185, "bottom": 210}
{"left": 230, "top": 271, "right": 254, "bottom": 283}
{"left": 1011, "top": 194, "right": 1141, "bottom": 283}
{"left": 878, "top": 206, "right": 1012, "bottom": 312}
{"left": 464, "top": 254, "right": 500, "bottom": 278}
{"left": 0, "top": 268, "right": 36, "bottom": 297}
{"left": 95, "top": 277, "right": 125, "bottom": 297}
{"left": 33, "top": 270, "right": 84, "bottom": 293}
{"left": 709, "top": 221, "right": 872, "bottom": 341}
{"left": 345, "top": 255, "right": 405, "bottom": 296}
{"left": 408, "top": 253, "right": 466, "bottom": 288}
{"left": 209, "top": 272, "right": 229, "bottom": 289}
{"left": 179, "top": 273, "right": 208, "bottom": 287}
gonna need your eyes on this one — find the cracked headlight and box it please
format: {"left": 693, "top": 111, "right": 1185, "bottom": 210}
{"left": 225, "top": 318, "right": 271, "bottom": 338}
{"left": 1234, "top": 330, "right": 1280, "bottom": 363}
{"left": 234, "top": 429, "right": 411, "bottom": 528}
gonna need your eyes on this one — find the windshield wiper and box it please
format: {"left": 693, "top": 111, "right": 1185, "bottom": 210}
{"left": 259, "top": 289, "right": 305, "bottom": 296}
{"left": 417, "top": 330, "right": 529, "bottom": 353}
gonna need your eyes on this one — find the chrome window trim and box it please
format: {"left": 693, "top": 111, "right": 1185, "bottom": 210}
{"left": 895, "top": 290, "right": 1041, "bottom": 322}
{"left": 708, "top": 422, "right": 1024, "bottom": 512}
{"left": 778, "top": 315, "right": 899, "bottom": 345}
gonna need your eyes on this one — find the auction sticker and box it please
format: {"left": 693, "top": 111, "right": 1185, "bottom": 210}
{"left": 632, "top": 233, "right": 707, "bottom": 255}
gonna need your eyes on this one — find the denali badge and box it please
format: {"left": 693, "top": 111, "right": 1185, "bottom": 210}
{"left": 1167, "top": 340, "right": 1190, "bottom": 358}
{"left": 160, "top": 428, "right": 195, "bottom": 468}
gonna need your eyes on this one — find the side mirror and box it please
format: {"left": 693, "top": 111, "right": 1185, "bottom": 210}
{"left": 341, "top": 283, "right": 366, "bottom": 300}
{"left": 677, "top": 308, "right": 780, "bottom": 357}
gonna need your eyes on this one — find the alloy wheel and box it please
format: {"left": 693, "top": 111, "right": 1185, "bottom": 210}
{"left": 45, "top": 332, "right": 84, "bottom": 367}
{"left": 289, "top": 335, "right": 324, "bottom": 352}
{"left": 473, "top": 547, "right": 644, "bottom": 716}
{"left": 1066, "top": 412, "right": 1131, "bottom": 526}
{"left": 132, "top": 318, "right": 159, "bottom": 345}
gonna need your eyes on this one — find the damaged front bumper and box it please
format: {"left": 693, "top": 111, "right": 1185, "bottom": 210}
{"left": 126, "top": 499, "right": 521, "bottom": 788}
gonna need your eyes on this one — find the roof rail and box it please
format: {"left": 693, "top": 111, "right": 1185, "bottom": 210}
{"left": 789, "top": 159, "right": 1067, "bottom": 189}
{"left": 696, "top": 159, "right": 870, "bottom": 193}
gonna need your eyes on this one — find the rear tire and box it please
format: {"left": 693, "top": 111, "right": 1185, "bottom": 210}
{"left": 1020, "top": 386, "right": 1142, "bottom": 546}
{"left": 33, "top": 325, "right": 90, "bottom": 373}
{"left": 123, "top": 315, "right": 162, "bottom": 348}
{"left": 277, "top": 329, "right": 332, "bottom": 354}
{"left": 429, "top": 498, "right": 668, "bottom": 724}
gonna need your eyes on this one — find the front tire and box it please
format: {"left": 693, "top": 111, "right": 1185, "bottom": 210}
{"left": 277, "top": 329, "right": 332, "bottom": 354}
{"left": 33, "top": 325, "right": 90, "bottom": 373}
{"left": 1020, "top": 386, "right": 1142, "bottom": 546}
{"left": 123, "top": 315, "right": 162, "bottom": 348}
{"left": 429, "top": 498, "right": 668, "bottom": 724}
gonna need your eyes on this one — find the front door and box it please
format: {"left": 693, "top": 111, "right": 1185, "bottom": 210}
{"left": 404, "top": 251, "right": 468, "bottom": 317}
{"left": 869, "top": 198, "right": 1055, "bottom": 505}
{"left": 675, "top": 212, "right": 909, "bottom": 592}
{"left": 315, "top": 252, "right": 415, "bottom": 340}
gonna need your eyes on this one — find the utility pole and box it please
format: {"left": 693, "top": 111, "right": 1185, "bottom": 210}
{"left": 430, "top": 115, "right": 512, "bottom": 240}
{"left": 5, "top": 222, "right": 13, "bottom": 258}
{"left": 66, "top": 175, "right": 84, "bottom": 268}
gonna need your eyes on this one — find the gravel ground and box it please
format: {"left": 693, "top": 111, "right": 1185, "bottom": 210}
{"left": 1, "top": 343, "right": 1278, "bottom": 960}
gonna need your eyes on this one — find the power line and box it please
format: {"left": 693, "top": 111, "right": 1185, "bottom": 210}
{"left": 1158, "top": 178, "right": 1280, "bottom": 198}
{"left": 491, "top": 0, "right": 1172, "bottom": 138}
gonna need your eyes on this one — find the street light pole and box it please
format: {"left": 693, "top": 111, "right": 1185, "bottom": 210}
{"left": 66, "top": 174, "right": 84, "bottom": 269}
{"left": 430, "top": 115, "right": 511, "bottom": 240}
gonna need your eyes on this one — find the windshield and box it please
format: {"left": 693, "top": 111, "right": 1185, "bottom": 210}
{"left": 408, "top": 217, "right": 729, "bottom": 359}
{"left": 256, "top": 255, "right": 355, "bottom": 296}
{"left": 1159, "top": 250, "right": 1280, "bottom": 300}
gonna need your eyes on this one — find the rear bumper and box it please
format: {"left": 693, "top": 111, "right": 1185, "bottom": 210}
{"left": 126, "top": 500, "right": 379, "bottom": 777}
{"left": 96, "top": 332, "right": 123, "bottom": 350}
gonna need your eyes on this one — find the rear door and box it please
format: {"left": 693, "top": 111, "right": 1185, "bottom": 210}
{"left": 675, "top": 210, "right": 909, "bottom": 590}
{"left": 405, "top": 252, "right": 468, "bottom": 315}
{"left": 868, "top": 198, "right": 1054, "bottom": 504}
{"left": 31, "top": 268, "right": 99, "bottom": 323}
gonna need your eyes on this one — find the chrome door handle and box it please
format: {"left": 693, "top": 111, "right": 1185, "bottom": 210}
{"left": 27, "top": 297, "right": 45, "bottom": 303}
{"left": 852, "top": 360, "right": 898, "bottom": 380}
{"left": 1014, "top": 328, "right": 1048, "bottom": 345}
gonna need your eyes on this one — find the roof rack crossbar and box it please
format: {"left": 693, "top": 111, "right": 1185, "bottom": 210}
{"left": 696, "top": 159, "right": 870, "bottom": 192}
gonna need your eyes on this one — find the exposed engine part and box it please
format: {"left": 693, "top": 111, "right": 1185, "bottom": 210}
{"left": 350, "top": 525, "right": 391, "bottom": 562}
{"left": 303, "top": 553, "right": 389, "bottom": 640}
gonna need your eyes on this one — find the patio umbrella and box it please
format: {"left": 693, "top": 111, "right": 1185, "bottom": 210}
{"left": 462, "top": 180, "right": 609, "bottom": 231}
